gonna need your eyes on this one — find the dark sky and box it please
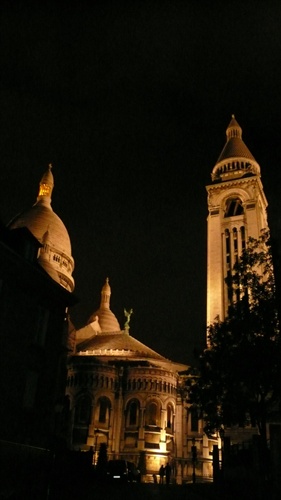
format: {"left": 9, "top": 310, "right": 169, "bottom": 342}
{"left": 1, "top": 1, "right": 281, "bottom": 365}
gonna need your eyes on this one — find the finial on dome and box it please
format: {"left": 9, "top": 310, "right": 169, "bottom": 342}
{"left": 100, "top": 277, "right": 111, "bottom": 309}
{"left": 226, "top": 115, "right": 242, "bottom": 140}
{"left": 37, "top": 164, "right": 54, "bottom": 204}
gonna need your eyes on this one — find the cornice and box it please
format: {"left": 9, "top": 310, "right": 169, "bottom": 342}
{"left": 206, "top": 175, "right": 261, "bottom": 193}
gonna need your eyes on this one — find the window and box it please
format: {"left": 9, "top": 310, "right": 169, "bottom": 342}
{"left": 225, "top": 230, "right": 230, "bottom": 269}
{"left": 225, "top": 198, "right": 244, "bottom": 217}
{"left": 39, "top": 183, "right": 51, "bottom": 197}
{"left": 233, "top": 228, "right": 238, "bottom": 252}
{"left": 145, "top": 401, "right": 160, "bottom": 426}
{"left": 167, "top": 404, "right": 174, "bottom": 431}
{"left": 127, "top": 399, "right": 140, "bottom": 427}
{"left": 75, "top": 396, "right": 91, "bottom": 425}
{"left": 241, "top": 226, "right": 246, "bottom": 250}
{"left": 97, "top": 397, "right": 111, "bottom": 426}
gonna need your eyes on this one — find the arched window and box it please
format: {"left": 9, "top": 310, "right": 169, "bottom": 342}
{"left": 241, "top": 226, "right": 246, "bottom": 250}
{"left": 166, "top": 404, "right": 174, "bottom": 431}
{"left": 126, "top": 399, "right": 140, "bottom": 427}
{"left": 233, "top": 227, "right": 238, "bottom": 263}
{"left": 96, "top": 397, "right": 111, "bottom": 427}
{"left": 145, "top": 401, "right": 160, "bottom": 426}
{"left": 225, "top": 198, "right": 244, "bottom": 217}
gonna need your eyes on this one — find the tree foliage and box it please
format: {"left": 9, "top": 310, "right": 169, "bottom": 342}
{"left": 188, "top": 230, "right": 280, "bottom": 442}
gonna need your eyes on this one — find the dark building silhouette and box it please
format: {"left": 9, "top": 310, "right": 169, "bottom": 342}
{"left": 0, "top": 222, "right": 76, "bottom": 449}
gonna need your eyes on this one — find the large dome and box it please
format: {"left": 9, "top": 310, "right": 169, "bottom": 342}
{"left": 8, "top": 165, "right": 75, "bottom": 292}
{"left": 9, "top": 204, "right": 72, "bottom": 256}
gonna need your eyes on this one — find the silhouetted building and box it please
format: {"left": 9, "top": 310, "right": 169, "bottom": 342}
{"left": 1, "top": 165, "right": 76, "bottom": 450}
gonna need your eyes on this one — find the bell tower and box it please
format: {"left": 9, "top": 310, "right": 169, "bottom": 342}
{"left": 206, "top": 116, "right": 268, "bottom": 326}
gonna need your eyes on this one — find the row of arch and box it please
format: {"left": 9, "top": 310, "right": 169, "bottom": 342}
{"left": 212, "top": 160, "right": 259, "bottom": 180}
{"left": 67, "top": 373, "right": 176, "bottom": 395}
{"left": 126, "top": 378, "right": 176, "bottom": 394}
{"left": 67, "top": 373, "right": 115, "bottom": 389}
{"left": 74, "top": 395, "right": 175, "bottom": 431}
{"left": 216, "top": 160, "right": 252, "bottom": 176}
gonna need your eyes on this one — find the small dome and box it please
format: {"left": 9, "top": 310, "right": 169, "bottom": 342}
{"left": 87, "top": 278, "right": 121, "bottom": 332}
{"left": 8, "top": 165, "right": 75, "bottom": 292}
{"left": 211, "top": 116, "right": 261, "bottom": 182}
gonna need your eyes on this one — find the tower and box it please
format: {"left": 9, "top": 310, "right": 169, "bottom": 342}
{"left": 206, "top": 116, "right": 268, "bottom": 326}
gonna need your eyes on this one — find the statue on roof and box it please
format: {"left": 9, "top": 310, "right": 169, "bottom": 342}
{"left": 124, "top": 308, "right": 133, "bottom": 330}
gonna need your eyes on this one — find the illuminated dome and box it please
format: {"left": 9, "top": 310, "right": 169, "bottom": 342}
{"left": 87, "top": 278, "right": 120, "bottom": 332}
{"left": 211, "top": 115, "right": 261, "bottom": 182}
{"left": 8, "top": 164, "right": 75, "bottom": 292}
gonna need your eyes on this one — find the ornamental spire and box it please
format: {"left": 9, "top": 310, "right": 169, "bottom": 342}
{"left": 226, "top": 114, "right": 242, "bottom": 140}
{"left": 211, "top": 115, "right": 260, "bottom": 182}
{"left": 36, "top": 163, "right": 54, "bottom": 205}
{"left": 100, "top": 277, "right": 111, "bottom": 309}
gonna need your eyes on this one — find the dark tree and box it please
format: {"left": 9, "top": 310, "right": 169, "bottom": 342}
{"left": 188, "top": 231, "right": 281, "bottom": 452}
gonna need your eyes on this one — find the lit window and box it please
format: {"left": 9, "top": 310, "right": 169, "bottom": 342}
{"left": 39, "top": 184, "right": 51, "bottom": 197}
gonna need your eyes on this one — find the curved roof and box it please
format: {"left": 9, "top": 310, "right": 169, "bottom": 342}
{"left": 212, "top": 116, "right": 261, "bottom": 182}
{"left": 8, "top": 164, "right": 74, "bottom": 291}
{"left": 76, "top": 330, "right": 187, "bottom": 372}
{"left": 87, "top": 278, "right": 121, "bottom": 332}
{"left": 216, "top": 115, "right": 256, "bottom": 163}
{"left": 9, "top": 204, "right": 72, "bottom": 255}
{"left": 75, "top": 279, "right": 188, "bottom": 372}
{"left": 77, "top": 330, "right": 165, "bottom": 359}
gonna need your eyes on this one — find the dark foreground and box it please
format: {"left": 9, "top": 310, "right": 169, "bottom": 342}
{"left": 1, "top": 478, "right": 279, "bottom": 500}
{"left": 47, "top": 478, "right": 277, "bottom": 500}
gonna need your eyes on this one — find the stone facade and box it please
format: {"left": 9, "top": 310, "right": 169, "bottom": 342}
{"left": 66, "top": 279, "right": 215, "bottom": 483}
{"left": 206, "top": 116, "right": 268, "bottom": 325}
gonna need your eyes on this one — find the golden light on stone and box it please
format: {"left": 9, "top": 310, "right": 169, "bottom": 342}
{"left": 39, "top": 183, "right": 51, "bottom": 197}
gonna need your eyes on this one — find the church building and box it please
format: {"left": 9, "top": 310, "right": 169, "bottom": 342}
{"left": 3, "top": 115, "right": 269, "bottom": 484}
{"left": 65, "top": 277, "right": 217, "bottom": 483}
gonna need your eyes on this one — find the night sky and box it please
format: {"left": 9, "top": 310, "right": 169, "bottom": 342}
{"left": 1, "top": 1, "right": 281, "bottom": 365}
